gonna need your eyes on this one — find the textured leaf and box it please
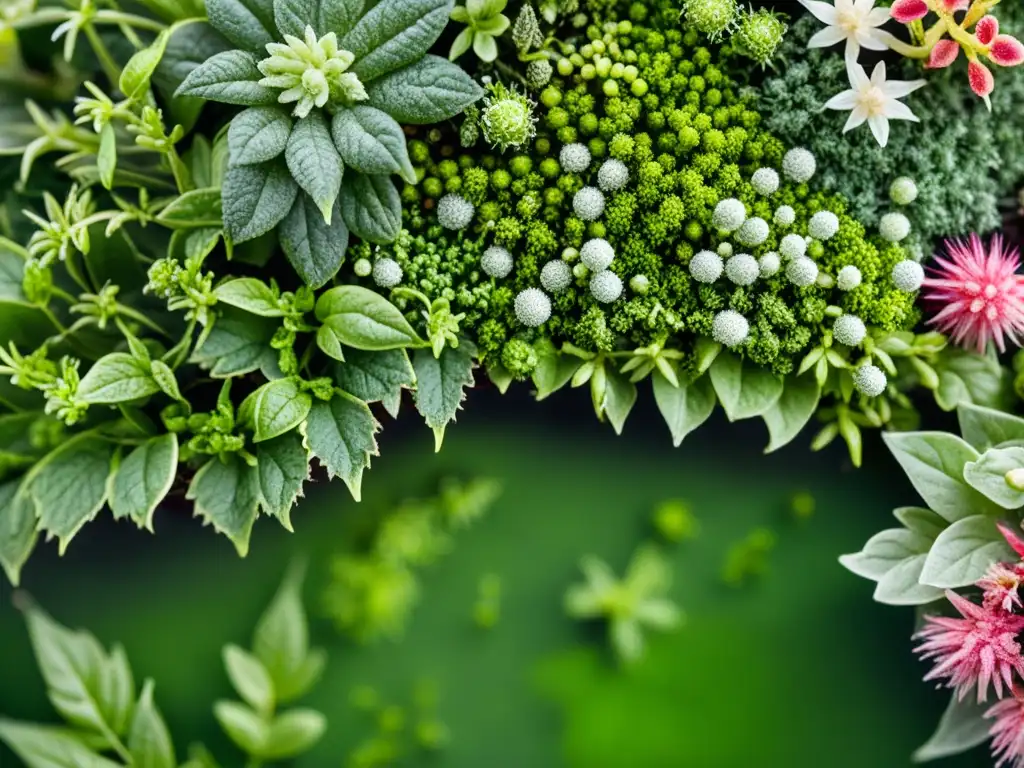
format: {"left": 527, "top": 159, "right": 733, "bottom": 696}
{"left": 223, "top": 645, "right": 275, "bottom": 713}
{"left": 0, "top": 246, "right": 27, "bottom": 304}
{"left": 223, "top": 162, "right": 299, "bottom": 243}
{"left": 338, "top": 172, "right": 401, "bottom": 244}
{"left": 176, "top": 51, "right": 277, "bottom": 106}
{"left": 652, "top": 372, "right": 715, "bottom": 448}
{"left": 304, "top": 392, "right": 379, "bottom": 500}
{"left": 128, "top": 681, "right": 176, "bottom": 768}
{"left": 333, "top": 348, "right": 415, "bottom": 418}
{"left": 913, "top": 695, "right": 991, "bottom": 762}
{"left": 214, "top": 278, "right": 284, "bottom": 316}
{"left": 78, "top": 354, "right": 159, "bottom": 404}
{"left": 154, "top": 22, "right": 233, "bottom": 94}
{"left": 412, "top": 345, "right": 474, "bottom": 451}
{"left": 365, "top": 55, "right": 483, "bottom": 124}
{"left": 920, "top": 515, "right": 1014, "bottom": 588}
{"left": 285, "top": 112, "right": 344, "bottom": 223}
{"left": 964, "top": 446, "right": 1024, "bottom": 509}
{"left": 228, "top": 107, "right": 292, "bottom": 166}
{"left": 531, "top": 338, "right": 581, "bottom": 401}
{"left": 186, "top": 455, "right": 260, "bottom": 556}
{"left": 709, "top": 352, "right": 783, "bottom": 421}
{"left": 0, "top": 719, "right": 123, "bottom": 768}
{"left": 315, "top": 285, "right": 421, "bottom": 349}
{"left": 331, "top": 105, "right": 415, "bottom": 182}
{"left": 0, "top": 479, "right": 36, "bottom": 586}
{"left": 274, "top": 0, "right": 364, "bottom": 38}
{"left": 156, "top": 188, "right": 224, "bottom": 229}
{"left": 761, "top": 375, "right": 820, "bottom": 453}
{"left": 205, "top": 0, "right": 276, "bottom": 51}
{"left": 279, "top": 194, "right": 348, "bottom": 288}
{"left": 251, "top": 378, "right": 312, "bottom": 442}
{"left": 109, "top": 434, "right": 178, "bottom": 532}
{"left": 343, "top": 0, "right": 452, "bottom": 83}
{"left": 261, "top": 709, "right": 326, "bottom": 759}
{"left": 191, "top": 310, "right": 278, "bottom": 377}
{"left": 256, "top": 432, "right": 309, "bottom": 530}
{"left": 957, "top": 402, "right": 1024, "bottom": 452}
{"left": 893, "top": 507, "right": 948, "bottom": 540}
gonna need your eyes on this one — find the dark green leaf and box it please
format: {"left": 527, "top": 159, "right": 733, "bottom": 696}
{"left": 0, "top": 479, "right": 36, "bottom": 586}
{"left": 315, "top": 285, "right": 421, "bottom": 350}
{"left": 285, "top": 112, "right": 344, "bottom": 223}
{"left": 228, "top": 107, "right": 292, "bottom": 166}
{"left": 186, "top": 455, "right": 260, "bottom": 556}
{"left": 709, "top": 352, "right": 784, "bottom": 421}
{"left": 279, "top": 191, "right": 349, "bottom": 288}
{"left": 274, "top": 0, "right": 364, "bottom": 37}
{"left": 251, "top": 379, "right": 312, "bottom": 442}
{"left": 256, "top": 432, "right": 309, "bottom": 530}
{"left": 176, "top": 51, "right": 278, "bottom": 106}
{"left": 127, "top": 681, "right": 176, "bottom": 768}
{"left": 412, "top": 344, "right": 474, "bottom": 451}
{"left": 303, "top": 392, "right": 379, "bottom": 501}
{"left": 205, "top": 0, "right": 276, "bottom": 52}
{"left": 338, "top": 171, "right": 401, "bottom": 244}
{"left": 531, "top": 338, "right": 581, "bottom": 400}
{"left": 331, "top": 105, "right": 415, "bottom": 182}
{"left": 333, "top": 348, "right": 414, "bottom": 419}
{"left": 364, "top": 55, "right": 484, "bottom": 124}
{"left": 191, "top": 309, "right": 278, "bottom": 377}
{"left": 154, "top": 23, "right": 232, "bottom": 95}
{"left": 109, "top": 434, "right": 178, "bottom": 532}
{"left": 78, "top": 354, "right": 159, "bottom": 404}
{"left": 223, "top": 162, "right": 299, "bottom": 243}
{"left": 343, "top": 0, "right": 452, "bottom": 83}
{"left": 156, "top": 188, "right": 224, "bottom": 229}
{"left": 761, "top": 374, "right": 821, "bottom": 453}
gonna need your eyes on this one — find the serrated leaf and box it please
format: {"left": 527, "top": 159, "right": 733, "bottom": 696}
{"left": 285, "top": 112, "right": 344, "bottom": 223}
{"left": 709, "top": 352, "right": 783, "bottom": 421}
{"left": 761, "top": 374, "right": 820, "bottom": 453}
{"left": 331, "top": 105, "right": 415, "bottom": 182}
{"left": 260, "top": 709, "right": 325, "bottom": 760}
{"left": 256, "top": 432, "right": 309, "bottom": 530}
{"left": 274, "top": 0, "right": 364, "bottom": 42}
{"left": 963, "top": 446, "right": 1024, "bottom": 509}
{"left": 214, "top": 278, "right": 284, "bottom": 316}
{"left": 651, "top": 372, "right": 715, "bottom": 447}
{"left": 223, "top": 645, "right": 275, "bottom": 714}
{"left": 315, "top": 285, "right": 421, "bottom": 350}
{"left": 78, "top": 354, "right": 159, "bottom": 404}
{"left": 339, "top": 172, "right": 401, "bottom": 244}
{"left": 342, "top": 0, "right": 452, "bottom": 83}
{"left": 0, "top": 719, "right": 123, "bottom": 768}
{"left": 251, "top": 379, "right": 312, "bottom": 442}
{"left": 156, "top": 188, "right": 224, "bottom": 229}
{"left": 205, "top": 0, "right": 276, "bottom": 52}
{"left": 191, "top": 309, "right": 278, "bottom": 378}
{"left": 279, "top": 194, "right": 348, "bottom": 288}
{"left": 0, "top": 479, "right": 37, "bottom": 586}
{"left": 919, "top": 514, "right": 1014, "bottom": 589}
{"left": 223, "top": 162, "right": 298, "bottom": 243}
{"left": 412, "top": 345, "right": 474, "bottom": 451}
{"left": 186, "top": 455, "right": 260, "bottom": 556}
{"left": 957, "top": 402, "right": 1024, "bottom": 452}
{"left": 912, "top": 695, "right": 991, "bottom": 763}
{"left": 333, "top": 348, "right": 415, "bottom": 419}
{"left": 213, "top": 700, "right": 267, "bottom": 755}
{"left": 176, "top": 50, "right": 277, "bottom": 106}
{"left": 228, "top": 107, "right": 292, "bottom": 166}
{"left": 364, "top": 54, "right": 484, "bottom": 124}
{"left": 128, "top": 680, "right": 176, "bottom": 768}
{"left": 110, "top": 434, "right": 178, "bottom": 532}
{"left": 303, "top": 392, "right": 379, "bottom": 501}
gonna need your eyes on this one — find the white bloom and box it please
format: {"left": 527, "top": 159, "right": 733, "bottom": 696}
{"left": 712, "top": 310, "right": 749, "bottom": 348}
{"left": 759, "top": 252, "right": 781, "bottom": 277}
{"left": 786, "top": 257, "right": 819, "bottom": 287}
{"left": 573, "top": 187, "right": 606, "bottom": 221}
{"left": 438, "top": 194, "right": 475, "bottom": 230}
{"left": 372, "top": 258, "right": 403, "bottom": 289}
{"left": 736, "top": 217, "right": 769, "bottom": 247}
{"left": 689, "top": 250, "right": 723, "bottom": 283}
{"left": 782, "top": 148, "right": 816, "bottom": 183}
{"left": 751, "top": 168, "right": 780, "bottom": 196}
{"left": 541, "top": 260, "right": 572, "bottom": 292}
{"left": 597, "top": 159, "right": 630, "bottom": 192}
{"left": 560, "top": 143, "right": 592, "bottom": 173}
{"left": 891, "top": 259, "right": 925, "bottom": 292}
{"left": 481, "top": 246, "right": 514, "bottom": 277}
{"left": 879, "top": 212, "right": 911, "bottom": 242}
{"left": 808, "top": 211, "right": 840, "bottom": 241}
{"left": 824, "top": 60, "right": 926, "bottom": 148}
{"left": 514, "top": 288, "right": 551, "bottom": 327}
{"left": 590, "top": 271, "right": 623, "bottom": 303}
{"left": 725, "top": 253, "right": 759, "bottom": 286}
{"left": 836, "top": 265, "right": 862, "bottom": 291}
{"left": 712, "top": 198, "right": 746, "bottom": 232}
{"left": 580, "top": 238, "right": 615, "bottom": 271}
{"left": 853, "top": 364, "right": 887, "bottom": 397}
{"left": 833, "top": 314, "right": 867, "bottom": 347}
{"left": 774, "top": 205, "right": 796, "bottom": 227}
{"left": 799, "top": 0, "right": 892, "bottom": 64}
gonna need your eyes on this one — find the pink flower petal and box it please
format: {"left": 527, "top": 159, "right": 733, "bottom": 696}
{"left": 891, "top": 0, "right": 929, "bottom": 23}
{"left": 999, "top": 522, "right": 1024, "bottom": 559}
{"left": 990, "top": 35, "right": 1024, "bottom": 67}
{"left": 941, "top": 0, "right": 970, "bottom": 10}
{"left": 969, "top": 59, "right": 995, "bottom": 98}
{"left": 928, "top": 39, "right": 961, "bottom": 68}
{"left": 976, "top": 15, "right": 999, "bottom": 45}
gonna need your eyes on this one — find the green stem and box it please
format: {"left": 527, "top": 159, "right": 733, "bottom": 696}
{"left": 82, "top": 23, "right": 122, "bottom": 87}
{"left": 165, "top": 146, "right": 192, "bottom": 194}
{"left": 93, "top": 9, "right": 167, "bottom": 32}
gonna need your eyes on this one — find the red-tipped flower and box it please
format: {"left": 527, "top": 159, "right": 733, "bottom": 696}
{"left": 991, "top": 35, "right": 1024, "bottom": 66}
{"left": 928, "top": 39, "right": 961, "bottom": 68}
{"left": 1000, "top": 522, "right": 1024, "bottom": 560}
{"left": 977, "top": 15, "right": 1000, "bottom": 45}
{"left": 891, "top": 0, "right": 928, "bottom": 23}
{"left": 987, "top": 694, "right": 1024, "bottom": 768}
{"left": 969, "top": 58, "right": 996, "bottom": 100}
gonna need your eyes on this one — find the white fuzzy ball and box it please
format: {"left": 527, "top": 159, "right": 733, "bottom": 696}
{"left": 712, "top": 198, "right": 746, "bottom": 232}
{"left": 597, "top": 158, "right": 629, "bottom": 191}
{"left": 759, "top": 252, "right": 781, "bottom": 277}
{"left": 833, "top": 314, "right": 867, "bottom": 347}
{"left": 573, "top": 186, "right": 606, "bottom": 221}
{"left": 481, "top": 246, "right": 513, "bottom": 278}
{"left": 736, "top": 217, "right": 770, "bottom": 247}
{"left": 782, "top": 147, "right": 816, "bottom": 183}
{"left": 808, "top": 210, "right": 839, "bottom": 241}
{"left": 853, "top": 364, "right": 887, "bottom": 397}
{"left": 836, "top": 265, "right": 862, "bottom": 291}
{"left": 774, "top": 205, "right": 796, "bottom": 227}
{"left": 880, "top": 212, "right": 912, "bottom": 243}
{"left": 590, "top": 270, "right": 623, "bottom": 303}
{"left": 580, "top": 238, "right": 615, "bottom": 271}
{"left": 540, "top": 260, "right": 572, "bottom": 292}
{"left": 372, "top": 258, "right": 403, "bottom": 288}
{"left": 689, "top": 250, "right": 723, "bottom": 283}
{"left": 889, "top": 176, "right": 918, "bottom": 206}
{"left": 786, "top": 257, "right": 819, "bottom": 287}
{"left": 779, "top": 233, "right": 807, "bottom": 261}
{"left": 892, "top": 259, "right": 925, "bottom": 292}
{"left": 751, "top": 167, "right": 780, "bottom": 196}
{"left": 725, "top": 253, "right": 759, "bottom": 286}
{"left": 514, "top": 288, "right": 551, "bottom": 327}
{"left": 560, "top": 143, "right": 592, "bottom": 173}
{"left": 437, "top": 194, "right": 475, "bottom": 230}
{"left": 712, "top": 310, "right": 750, "bottom": 348}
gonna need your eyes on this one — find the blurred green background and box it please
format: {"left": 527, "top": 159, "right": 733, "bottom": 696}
{"left": 0, "top": 389, "right": 988, "bottom": 767}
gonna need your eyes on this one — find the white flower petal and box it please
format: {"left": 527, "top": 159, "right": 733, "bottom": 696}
{"left": 824, "top": 89, "right": 859, "bottom": 110}
{"left": 843, "top": 106, "right": 869, "bottom": 132}
{"left": 882, "top": 99, "right": 920, "bottom": 122}
{"left": 808, "top": 25, "right": 849, "bottom": 48}
{"left": 799, "top": 0, "right": 840, "bottom": 25}
{"left": 868, "top": 114, "right": 890, "bottom": 147}
{"left": 880, "top": 78, "right": 928, "bottom": 98}
{"left": 865, "top": 6, "right": 892, "bottom": 26}
{"left": 870, "top": 59, "right": 888, "bottom": 85}
{"left": 844, "top": 39, "right": 862, "bottom": 67}
{"left": 847, "top": 60, "right": 870, "bottom": 89}
{"left": 857, "top": 28, "right": 891, "bottom": 50}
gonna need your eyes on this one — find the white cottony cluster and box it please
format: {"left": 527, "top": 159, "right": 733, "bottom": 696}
{"left": 751, "top": 167, "right": 780, "bottom": 196}
{"left": 437, "top": 194, "right": 475, "bottom": 230}
{"left": 712, "top": 310, "right": 750, "bottom": 348}
{"left": 514, "top": 287, "right": 551, "bottom": 327}
{"left": 725, "top": 253, "right": 759, "bottom": 286}
{"left": 590, "top": 270, "right": 623, "bottom": 303}
{"left": 853, "top": 364, "right": 887, "bottom": 397}
{"left": 690, "top": 250, "right": 724, "bottom": 283}
{"left": 891, "top": 259, "right": 925, "bottom": 292}
{"left": 372, "top": 257, "right": 403, "bottom": 289}
{"left": 597, "top": 159, "right": 630, "bottom": 192}
{"left": 573, "top": 186, "right": 606, "bottom": 221}
{"left": 712, "top": 198, "right": 747, "bottom": 233}
{"left": 481, "top": 246, "right": 514, "bottom": 278}
{"left": 735, "top": 217, "right": 769, "bottom": 247}
{"left": 581, "top": 238, "right": 615, "bottom": 272}
{"left": 560, "top": 143, "right": 592, "bottom": 174}
{"left": 833, "top": 314, "right": 867, "bottom": 347}
{"left": 541, "top": 259, "right": 572, "bottom": 292}
{"left": 879, "top": 212, "right": 911, "bottom": 243}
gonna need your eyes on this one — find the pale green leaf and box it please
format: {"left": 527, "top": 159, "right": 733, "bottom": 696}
{"left": 97, "top": 124, "right": 116, "bottom": 191}
{"left": 303, "top": 392, "right": 379, "bottom": 501}
{"left": 0, "top": 479, "right": 37, "bottom": 586}
{"left": 912, "top": 695, "right": 990, "bottom": 762}
{"left": 285, "top": 112, "right": 344, "bottom": 223}
{"left": 251, "top": 379, "right": 312, "bottom": 442}
{"left": 128, "top": 680, "right": 176, "bottom": 768}
{"left": 331, "top": 105, "right": 415, "bottom": 182}
{"left": 223, "top": 162, "right": 298, "bottom": 243}
{"left": 957, "top": 402, "right": 1024, "bottom": 452}
{"left": 78, "top": 354, "right": 159, "bottom": 404}
{"left": 364, "top": 54, "right": 484, "bottom": 124}
{"left": 315, "top": 285, "right": 421, "bottom": 350}
{"left": 274, "top": 0, "right": 364, "bottom": 40}
{"left": 871, "top": 555, "right": 944, "bottom": 606}
{"left": 838, "top": 527, "right": 933, "bottom": 582}
{"left": 186, "top": 455, "right": 260, "bottom": 556}
{"left": 601, "top": 364, "right": 636, "bottom": 435}
{"left": 761, "top": 374, "right": 820, "bottom": 453}
{"left": 0, "top": 719, "right": 123, "bottom": 768}
{"left": 709, "top": 352, "right": 783, "bottom": 421}
{"left": 156, "top": 188, "right": 224, "bottom": 229}
{"left": 531, "top": 338, "right": 581, "bottom": 400}
{"left": 651, "top": 372, "right": 715, "bottom": 447}
{"left": 120, "top": 28, "right": 173, "bottom": 100}
{"left": 412, "top": 345, "right": 474, "bottom": 451}
{"left": 893, "top": 507, "right": 947, "bottom": 540}
{"left": 259, "top": 709, "right": 325, "bottom": 760}
{"left": 213, "top": 700, "right": 267, "bottom": 755}
{"left": 963, "top": 446, "right": 1024, "bottom": 509}
{"left": 934, "top": 346, "right": 1007, "bottom": 412}
{"left": 223, "top": 645, "right": 275, "bottom": 714}
{"left": 109, "top": 434, "right": 178, "bottom": 532}
{"left": 919, "top": 514, "right": 1014, "bottom": 589}
{"left": 191, "top": 309, "right": 278, "bottom": 378}
{"left": 214, "top": 278, "right": 284, "bottom": 316}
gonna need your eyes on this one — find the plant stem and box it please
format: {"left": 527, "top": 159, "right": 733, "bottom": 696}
{"left": 94, "top": 9, "right": 166, "bottom": 32}
{"left": 83, "top": 23, "right": 122, "bottom": 86}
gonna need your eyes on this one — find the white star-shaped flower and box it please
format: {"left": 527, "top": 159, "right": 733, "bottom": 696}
{"left": 824, "top": 60, "right": 926, "bottom": 147}
{"left": 799, "top": 0, "right": 893, "bottom": 63}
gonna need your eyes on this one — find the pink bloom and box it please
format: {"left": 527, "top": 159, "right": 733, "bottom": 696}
{"left": 927, "top": 38, "right": 961, "bottom": 68}
{"left": 991, "top": 36, "right": 1024, "bottom": 66}
{"left": 922, "top": 234, "right": 1024, "bottom": 354}
{"left": 988, "top": 694, "right": 1024, "bottom": 768}
{"left": 977, "top": 15, "right": 1000, "bottom": 45}
{"left": 980, "top": 563, "right": 1024, "bottom": 613}
{"left": 915, "top": 590, "right": 1024, "bottom": 703}
{"left": 970, "top": 58, "right": 996, "bottom": 100}
{"left": 942, "top": 0, "right": 970, "bottom": 10}
{"left": 999, "top": 522, "right": 1024, "bottom": 560}
{"left": 891, "top": 0, "right": 928, "bottom": 23}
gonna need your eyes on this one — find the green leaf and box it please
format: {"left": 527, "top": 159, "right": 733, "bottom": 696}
{"left": 331, "top": 105, "right": 415, "bottom": 183}
{"left": 412, "top": 345, "right": 474, "bottom": 451}
{"left": 97, "top": 124, "right": 117, "bottom": 191}
{"left": 256, "top": 432, "right": 309, "bottom": 530}
{"left": 223, "top": 162, "right": 299, "bottom": 243}
{"left": 120, "top": 28, "right": 173, "bottom": 100}
{"left": 364, "top": 54, "right": 484, "bottom": 124}
{"left": 214, "top": 278, "right": 284, "bottom": 316}
{"left": 964, "top": 446, "right": 1024, "bottom": 509}
{"left": 709, "top": 352, "right": 783, "bottom": 421}
{"left": 0, "top": 480, "right": 36, "bottom": 585}
{"left": 150, "top": 361, "right": 182, "bottom": 403}
{"left": 934, "top": 346, "right": 1007, "bottom": 412}
{"left": 191, "top": 309, "right": 278, "bottom": 378}
{"left": 920, "top": 514, "right": 1015, "bottom": 588}
{"left": 228, "top": 107, "right": 292, "bottom": 167}
{"left": 29, "top": 437, "right": 114, "bottom": 554}
{"left": 339, "top": 172, "right": 401, "bottom": 244}
{"left": 315, "top": 285, "right": 421, "bottom": 350}
{"left": 882, "top": 431, "right": 996, "bottom": 523}
{"left": 872, "top": 555, "right": 944, "bottom": 606}
{"left": 761, "top": 375, "right": 820, "bottom": 453}
{"left": 285, "top": 112, "right": 344, "bottom": 223}
{"left": 78, "top": 354, "right": 159, "bottom": 404}
{"left": 893, "top": 506, "right": 947, "bottom": 540}
{"left": 839, "top": 527, "right": 935, "bottom": 582}
{"left": 957, "top": 402, "right": 1024, "bottom": 452}
{"left": 213, "top": 700, "right": 268, "bottom": 755}
{"left": 252, "top": 561, "right": 326, "bottom": 703}
{"left": 260, "top": 709, "right": 326, "bottom": 760}
{"left": 0, "top": 719, "right": 123, "bottom": 768}
{"left": 0, "top": 245, "right": 27, "bottom": 304}
{"left": 251, "top": 379, "right": 312, "bottom": 442}
{"left": 154, "top": 21, "right": 232, "bottom": 93}
{"left": 651, "top": 372, "right": 715, "bottom": 447}
{"left": 223, "top": 645, "right": 275, "bottom": 714}
{"left": 127, "top": 681, "right": 176, "bottom": 768}
{"left": 317, "top": 324, "right": 346, "bottom": 362}
{"left": 601, "top": 363, "right": 636, "bottom": 435}
{"left": 186, "top": 455, "right": 260, "bottom": 556}
{"left": 156, "top": 188, "right": 224, "bottom": 229}
{"left": 274, "top": 0, "right": 365, "bottom": 38}
{"left": 205, "top": 0, "right": 276, "bottom": 52}
{"left": 333, "top": 348, "right": 415, "bottom": 419}
{"left": 303, "top": 392, "right": 379, "bottom": 501}
{"left": 109, "top": 434, "right": 178, "bottom": 532}
{"left": 531, "top": 338, "right": 581, "bottom": 400}
{"left": 343, "top": 0, "right": 452, "bottom": 83}
{"left": 912, "top": 695, "right": 991, "bottom": 762}
{"left": 176, "top": 51, "right": 278, "bottom": 106}
{"left": 279, "top": 194, "right": 348, "bottom": 288}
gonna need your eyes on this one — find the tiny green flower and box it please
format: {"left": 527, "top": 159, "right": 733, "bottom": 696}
{"left": 450, "top": 0, "right": 511, "bottom": 63}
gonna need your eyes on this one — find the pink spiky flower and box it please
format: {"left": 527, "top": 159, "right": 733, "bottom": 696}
{"left": 980, "top": 563, "right": 1024, "bottom": 613}
{"left": 914, "top": 590, "right": 1024, "bottom": 703}
{"left": 987, "top": 693, "right": 1024, "bottom": 768}
{"left": 921, "top": 234, "right": 1024, "bottom": 354}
